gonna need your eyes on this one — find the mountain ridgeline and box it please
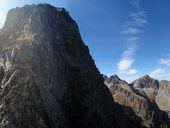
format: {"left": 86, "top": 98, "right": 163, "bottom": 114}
{"left": 0, "top": 4, "right": 169, "bottom": 128}
{"left": 104, "top": 75, "right": 170, "bottom": 128}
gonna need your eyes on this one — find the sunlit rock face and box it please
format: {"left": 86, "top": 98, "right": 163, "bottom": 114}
{"left": 156, "top": 81, "right": 170, "bottom": 115}
{"left": 133, "top": 75, "right": 160, "bottom": 89}
{"left": 0, "top": 4, "right": 127, "bottom": 128}
{"left": 133, "top": 76, "right": 170, "bottom": 117}
{"left": 104, "top": 75, "right": 170, "bottom": 128}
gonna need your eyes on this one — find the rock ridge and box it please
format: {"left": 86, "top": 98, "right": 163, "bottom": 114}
{"left": 104, "top": 75, "right": 170, "bottom": 128}
{"left": 0, "top": 4, "right": 127, "bottom": 128}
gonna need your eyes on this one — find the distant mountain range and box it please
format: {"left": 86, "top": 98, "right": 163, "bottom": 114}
{"left": 104, "top": 74, "right": 170, "bottom": 128}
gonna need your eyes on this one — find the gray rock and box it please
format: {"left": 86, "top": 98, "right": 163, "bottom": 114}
{"left": 156, "top": 80, "right": 170, "bottom": 114}
{"left": 0, "top": 4, "right": 128, "bottom": 128}
{"left": 133, "top": 75, "right": 160, "bottom": 89}
{"left": 104, "top": 75, "right": 170, "bottom": 128}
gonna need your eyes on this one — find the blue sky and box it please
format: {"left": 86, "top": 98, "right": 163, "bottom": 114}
{"left": 0, "top": 0, "right": 170, "bottom": 82}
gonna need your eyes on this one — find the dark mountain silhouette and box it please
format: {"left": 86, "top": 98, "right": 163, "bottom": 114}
{"left": 0, "top": 4, "right": 130, "bottom": 128}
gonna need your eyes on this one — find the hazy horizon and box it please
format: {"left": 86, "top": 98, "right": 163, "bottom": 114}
{"left": 1, "top": 0, "right": 170, "bottom": 82}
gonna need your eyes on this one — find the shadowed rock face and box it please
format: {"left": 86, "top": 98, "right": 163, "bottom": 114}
{"left": 104, "top": 75, "right": 170, "bottom": 128}
{"left": 0, "top": 4, "right": 127, "bottom": 128}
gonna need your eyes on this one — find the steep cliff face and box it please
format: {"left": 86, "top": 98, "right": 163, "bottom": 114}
{"left": 156, "top": 80, "right": 170, "bottom": 116}
{"left": 133, "top": 76, "right": 170, "bottom": 116}
{"left": 0, "top": 4, "right": 126, "bottom": 128}
{"left": 104, "top": 75, "right": 170, "bottom": 128}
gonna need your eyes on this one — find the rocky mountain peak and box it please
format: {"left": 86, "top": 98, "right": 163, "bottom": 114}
{"left": 143, "top": 75, "right": 151, "bottom": 79}
{"left": 133, "top": 75, "right": 160, "bottom": 89}
{"left": 1, "top": 4, "right": 78, "bottom": 49}
{"left": 108, "top": 75, "right": 127, "bottom": 84}
{"left": 4, "top": 4, "right": 66, "bottom": 30}
{"left": 103, "top": 74, "right": 170, "bottom": 128}
{"left": 110, "top": 75, "right": 121, "bottom": 81}
{"left": 0, "top": 4, "right": 128, "bottom": 128}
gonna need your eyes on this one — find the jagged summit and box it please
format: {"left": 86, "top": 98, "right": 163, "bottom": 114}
{"left": 103, "top": 74, "right": 130, "bottom": 89}
{"left": 103, "top": 74, "right": 170, "bottom": 128}
{"left": 1, "top": 4, "right": 73, "bottom": 42}
{"left": 0, "top": 4, "right": 75, "bottom": 52}
{"left": 4, "top": 4, "right": 66, "bottom": 29}
{"left": 110, "top": 74, "right": 121, "bottom": 80}
{"left": 133, "top": 75, "right": 160, "bottom": 89}
{"left": 142, "top": 75, "right": 151, "bottom": 79}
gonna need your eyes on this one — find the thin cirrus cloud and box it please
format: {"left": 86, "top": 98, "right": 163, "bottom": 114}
{"left": 149, "top": 57, "right": 170, "bottom": 80}
{"left": 121, "top": 10, "right": 148, "bottom": 34}
{"left": 150, "top": 68, "right": 165, "bottom": 76}
{"left": 117, "top": 0, "right": 148, "bottom": 76}
{"left": 129, "top": 11, "right": 148, "bottom": 27}
{"left": 149, "top": 68, "right": 170, "bottom": 80}
{"left": 121, "top": 27, "right": 142, "bottom": 35}
{"left": 158, "top": 58, "right": 170, "bottom": 67}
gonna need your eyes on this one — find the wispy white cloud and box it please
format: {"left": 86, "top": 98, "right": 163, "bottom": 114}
{"left": 149, "top": 68, "right": 170, "bottom": 80}
{"left": 158, "top": 58, "right": 170, "bottom": 67}
{"left": 118, "top": 58, "right": 134, "bottom": 71}
{"left": 150, "top": 55, "right": 170, "bottom": 80}
{"left": 131, "top": 10, "right": 147, "bottom": 17}
{"left": 117, "top": 43, "right": 138, "bottom": 75}
{"left": 127, "top": 36, "right": 139, "bottom": 43}
{"left": 129, "top": 10, "right": 148, "bottom": 27}
{"left": 150, "top": 68, "right": 165, "bottom": 76}
{"left": 123, "top": 44, "right": 136, "bottom": 57}
{"left": 127, "top": 69, "right": 138, "bottom": 75}
{"left": 121, "top": 10, "right": 148, "bottom": 35}
{"left": 119, "top": 69, "right": 138, "bottom": 75}
{"left": 118, "top": 0, "right": 148, "bottom": 76}
{"left": 121, "top": 27, "right": 142, "bottom": 34}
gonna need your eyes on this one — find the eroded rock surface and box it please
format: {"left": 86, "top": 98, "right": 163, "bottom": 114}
{"left": 156, "top": 80, "right": 170, "bottom": 116}
{"left": 104, "top": 75, "right": 170, "bottom": 128}
{"left": 0, "top": 4, "right": 127, "bottom": 128}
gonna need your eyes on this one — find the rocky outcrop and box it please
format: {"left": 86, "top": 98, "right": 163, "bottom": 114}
{"left": 156, "top": 80, "right": 170, "bottom": 116}
{"left": 0, "top": 4, "right": 127, "bottom": 128}
{"left": 132, "top": 75, "right": 159, "bottom": 102}
{"left": 104, "top": 75, "right": 170, "bottom": 128}
{"left": 133, "top": 76, "right": 170, "bottom": 116}
{"left": 133, "top": 75, "right": 160, "bottom": 89}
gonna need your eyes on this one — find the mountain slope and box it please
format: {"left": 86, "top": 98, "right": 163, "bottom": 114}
{"left": 0, "top": 4, "right": 127, "bottom": 128}
{"left": 104, "top": 75, "right": 170, "bottom": 128}
{"left": 156, "top": 80, "right": 170, "bottom": 116}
